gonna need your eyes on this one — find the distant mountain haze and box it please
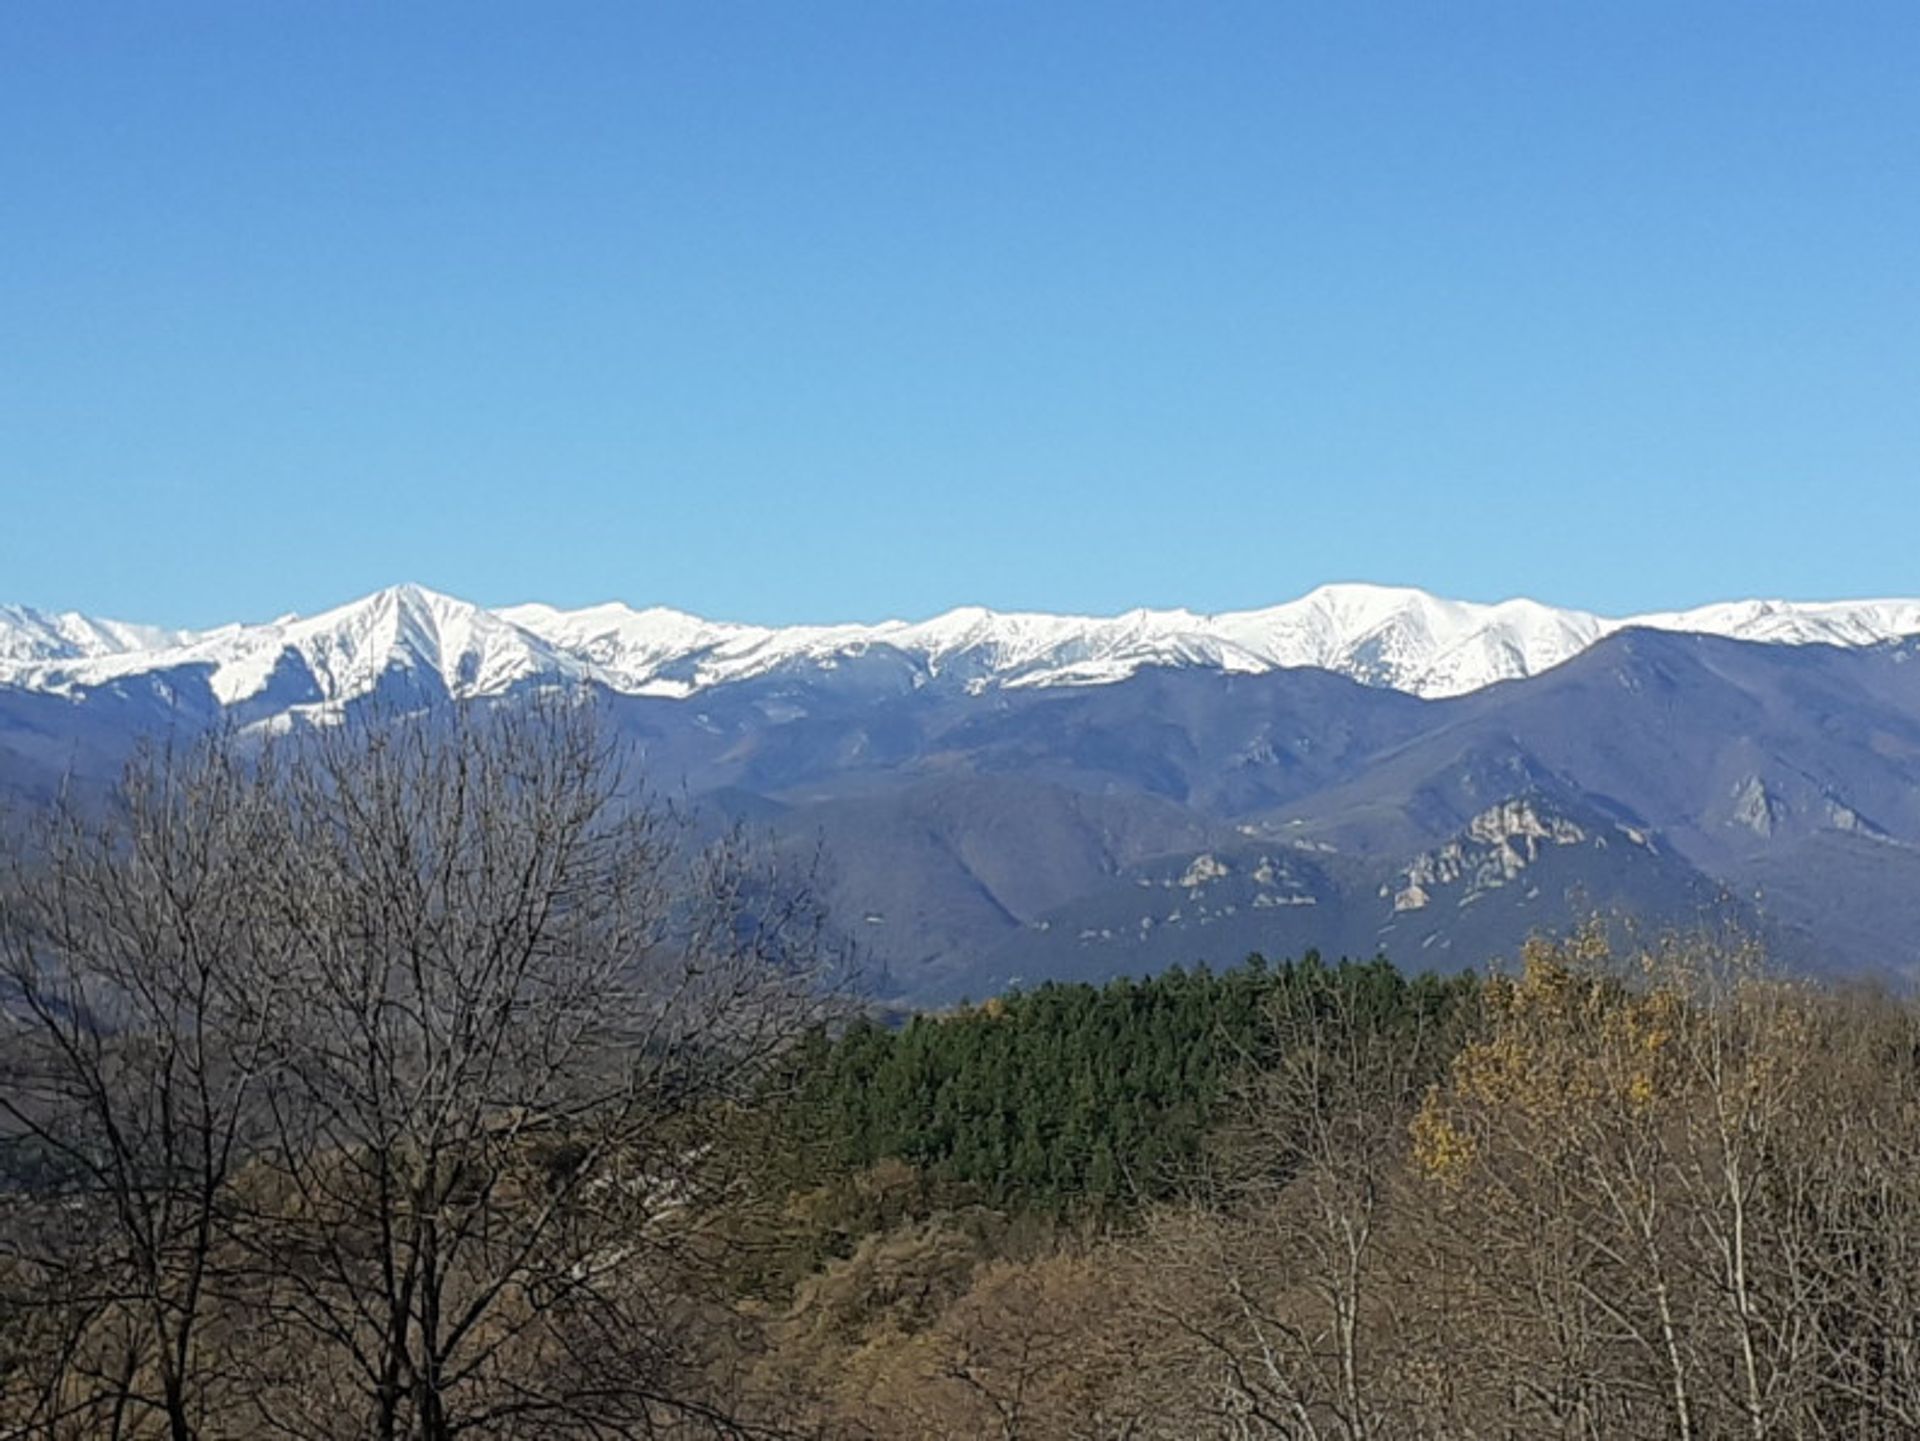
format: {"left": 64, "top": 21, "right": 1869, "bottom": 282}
{"left": 4, "top": 583, "right": 1919, "bottom": 1001}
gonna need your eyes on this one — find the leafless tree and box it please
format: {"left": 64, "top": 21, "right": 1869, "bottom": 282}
{"left": 0, "top": 734, "right": 291, "bottom": 1438}
{"left": 1135, "top": 965, "right": 1464, "bottom": 1440}
{"left": 226, "top": 699, "right": 833, "bottom": 1438}
{"left": 1, "top": 699, "right": 836, "bottom": 1439}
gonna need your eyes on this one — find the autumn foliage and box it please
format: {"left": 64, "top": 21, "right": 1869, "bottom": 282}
{"left": 4, "top": 720, "right": 1918, "bottom": 1439}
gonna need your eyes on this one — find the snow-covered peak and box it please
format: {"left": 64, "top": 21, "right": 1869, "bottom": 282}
{"left": 0, "top": 604, "right": 193, "bottom": 667}
{"left": 245, "top": 583, "right": 582, "bottom": 704}
{"left": 448, "top": 583, "right": 1920, "bottom": 699}
{"left": 3, "top": 584, "right": 587, "bottom": 707}
{"left": 1634, "top": 597, "right": 1920, "bottom": 649}
{"left": 495, "top": 600, "right": 770, "bottom": 696}
{"left": 7, "top": 583, "right": 1920, "bottom": 710}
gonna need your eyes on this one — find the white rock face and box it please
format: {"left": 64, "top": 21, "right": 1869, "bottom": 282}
{"left": 1731, "top": 776, "right": 1783, "bottom": 838}
{"left": 1179, "top": 854, "right": 1230, "bottom": 889}
{"left": 4, "top": 581, "right": 1920, "bottom": 710}
{"left": 1393, "top": 800, "right": 1591, "bottom": 911}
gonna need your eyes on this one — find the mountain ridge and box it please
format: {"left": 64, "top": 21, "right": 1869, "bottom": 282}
{"left": 5, "top": 613, "right": 1920, "bottom": 999}
{"left": 7, "top": 581, "right": 1920, "bottom": 710}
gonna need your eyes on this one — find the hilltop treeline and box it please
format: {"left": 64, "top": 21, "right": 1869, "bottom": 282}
{"left": 7, "top": 714, "right": 1920, "bottom": 1437}
{"left": 786, "top": 956, "right": 1474, "bottom": 1212}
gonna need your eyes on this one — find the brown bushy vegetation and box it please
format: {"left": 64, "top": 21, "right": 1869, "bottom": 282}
{"left": 4, "top": 711, "right": 1919, "bottom": 1437}
{"left": 739, "top": 931, "right": 1920, "bottom": 1439}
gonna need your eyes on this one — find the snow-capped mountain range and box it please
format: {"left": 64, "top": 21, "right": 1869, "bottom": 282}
{"left": 5, "top": 582, "right": 1920, "bottom": 712}
{"left": 10, "top": 582, "right": 1920, "bottom": 999}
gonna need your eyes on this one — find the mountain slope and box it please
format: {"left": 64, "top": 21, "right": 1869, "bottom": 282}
{"left": 964, "top": 790, "right": 1744, "bottom": 999}
{"left": 8, "top": 589, "right": 1920, "bottom": 1002}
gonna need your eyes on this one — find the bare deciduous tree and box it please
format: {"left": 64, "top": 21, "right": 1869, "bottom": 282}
{"left": 0, "top": 736, "right": 291, "bottom": 1438}
{"left": 1134, "top": 964, "right": 1465, "bottom": 1440}
{"left": 1, "top": 700, "right": 835, "bottom": 1439}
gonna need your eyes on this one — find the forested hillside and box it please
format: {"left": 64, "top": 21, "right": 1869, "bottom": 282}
{"left": 737, "top": 931, "right": 1920, "bottom": 1438}
{"left": 785, "top": 956, "right": 1474, "bottom": 1212}
{"left": 8, "top": 716, "right": 1920, "bottom": 1437}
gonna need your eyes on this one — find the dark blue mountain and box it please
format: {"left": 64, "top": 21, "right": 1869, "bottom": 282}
{"left": 5, "top": 628, "right": 1917, "bottom": 1003}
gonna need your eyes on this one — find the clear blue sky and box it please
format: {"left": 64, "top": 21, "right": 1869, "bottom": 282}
{"left": 3, "top": 3, "right": 1916, "bottom": 628}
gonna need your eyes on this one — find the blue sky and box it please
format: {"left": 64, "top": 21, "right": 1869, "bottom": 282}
{"left": 3, "top": 3, "right": 1916, "bottom": 628}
